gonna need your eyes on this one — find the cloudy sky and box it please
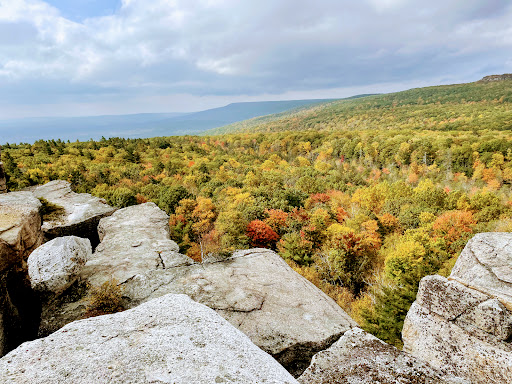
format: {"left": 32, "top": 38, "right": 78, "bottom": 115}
{"left": 0, "top": 0, "right": 511, "bottom": 118}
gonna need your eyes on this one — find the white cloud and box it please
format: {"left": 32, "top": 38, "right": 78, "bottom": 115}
{"left": 366, "top": 0, "right": 407, "bottom": 12}
{"left": 0, "top": 0, "right": 511, "bottom": 117}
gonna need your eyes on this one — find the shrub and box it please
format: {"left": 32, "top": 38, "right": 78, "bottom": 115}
{"left": 277, "top": 232, "right": 314, "bottom": 265}
{"left": 86, "top": 278, "right": 124, "bottom": 317}
{"left": 109, "top": 187, "right": 137, "bottom": 208}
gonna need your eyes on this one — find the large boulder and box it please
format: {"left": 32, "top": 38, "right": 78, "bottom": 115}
{"left": 37, "top": 202, "right": 194, "bottom": 337}
{"left": 0, "top": 294, "right": 299, "bottom": 384}
{"left": 298, "top": 327, "right": 465, "bottom": 384}
{"left": 403, "top": 233, "right": 512, "bottom": 384}
{"left": 42, "top": 203, "right": 356, "bottom": 377}
{"left": 33, "top": 180, "right": 116, "bottom": 247}
{"left": 28, "top": 236, "right": 91, "bottom": 295}
{"left": 0, "top": 192, "right": 43, "bottom": 356}
{"left": 82, "top": 202, "right": 192, "bottom": 287}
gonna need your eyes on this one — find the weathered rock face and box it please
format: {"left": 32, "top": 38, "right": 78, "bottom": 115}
{"left": 299, "top": 327, "right": 465, "bottom": 384}
{"left": 82, "top": 202, "right": 192, "bottom": 287}
{"left": 450, "top": 232, "right": 512, "bottom": 308}
{"left": 0, "top": 192, "right": 43, "bottom": 356}
{"left": 28, "top": 236, "right": 91, "bottom": 295}
{"left": 0, "top": 294, "right": 299, "bottom": 384}
{"left": 403, "top": 233, "right": 512, "bottom": 384}
{"left": 0, "top": 192, "right": 42, "bottom": 272}
{"left": 42, "top": 203, "right": 355, "bottom": 377}
{"left": 33, "top": 180, "right": 116, "bottom": 247}
{"left": 38, "top": 202, "right": 194, "bottom": 337}
{"left": 479, "top": 73, "right": 512, "bottom": 82}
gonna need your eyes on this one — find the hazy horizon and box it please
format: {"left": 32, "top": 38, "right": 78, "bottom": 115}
{"left": 0, "top": 1, "right": 510, "bottom": 122}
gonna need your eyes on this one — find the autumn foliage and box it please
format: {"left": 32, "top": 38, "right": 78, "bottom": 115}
{"left": 246, "top": 220, "right": 279, "bottom": 248}
{"left": 4, "top": 113, "right": 512, "bottom": 350}
{"left": 433, "top": 210, "right": 476, "bottom": 249}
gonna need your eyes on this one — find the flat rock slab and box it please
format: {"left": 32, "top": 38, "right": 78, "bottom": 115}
{"left": 122, "top": 248, "right": 356, "bottom": 376}
{"left": 33, "top": 180, "right": 115, "bottom": 246}
{"left": 0, "top": 294, "right": 299, "bottom": 384}
{"left": 450, "top": 232, "right": 512, "bottom": 308}
{"left": 299, "top": 328, "right": 465, "bottom": 384}
{"left": 0, "top": 192, "right": 42, "bottom": 272}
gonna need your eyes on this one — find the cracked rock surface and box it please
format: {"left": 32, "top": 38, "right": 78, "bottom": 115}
{"left": 403, "top": 233, "right": 512, "bottom": 384}
{"left": 81, "top": 202, "right": 192, "bottom": 287}
{"left": 38, "top": 202, "right": 192, "bottom": 337}
{"left": 33, "top": 180, "right": 116, "bottom": 247}
{"left": 0, "top": 294, "right": 299, "bottom": 384}
{"left": 299, "top": 327, "right": 466, "bottom": 384}
{"left": 42, "top": 203, "right": 355, "bottom": 377}
{"left": 450, "top": 232, "right": 512, "bottom": 308}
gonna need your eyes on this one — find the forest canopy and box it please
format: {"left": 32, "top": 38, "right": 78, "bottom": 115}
{"left": 3, "top": 126, "right": 512, "bottom": 347}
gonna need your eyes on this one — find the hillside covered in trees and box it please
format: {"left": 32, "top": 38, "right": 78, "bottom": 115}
{"left": 2, "top": 78, "right": 512, "bottom": 347}
{"left": 209, "top": 77, "right": 512, "bottom": 135}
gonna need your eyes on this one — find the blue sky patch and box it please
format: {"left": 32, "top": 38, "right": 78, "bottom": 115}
{"left": 45, "top": 0, "right": 121, "bottom": 22}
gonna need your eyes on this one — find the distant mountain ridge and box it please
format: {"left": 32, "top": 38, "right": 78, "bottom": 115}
{"left": 0, "top": 99, "right": 334, "bottom": 144}
{"left": 206, "top": 94, "right": 378, "bottom": 135}
{"left": 206, "top": 77, "right": 512, "bottom": 135}
{"left": 3, "top": 75, "right": 511, "bottom": 144}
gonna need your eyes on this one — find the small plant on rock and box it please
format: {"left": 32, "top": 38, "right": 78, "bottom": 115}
{"left": 85, "top": 278, "right": 125, "bottom": 317}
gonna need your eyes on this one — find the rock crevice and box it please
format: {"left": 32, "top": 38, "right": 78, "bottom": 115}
{"left": 33, "top": 180, "right": 116, "bottom": 248}
{"left": 0, "top": 192, "right": 43, "bottom": 356}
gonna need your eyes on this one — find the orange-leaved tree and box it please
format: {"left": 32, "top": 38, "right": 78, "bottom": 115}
{"left": 246, "top": 220, "right": 279, "bottom": 248}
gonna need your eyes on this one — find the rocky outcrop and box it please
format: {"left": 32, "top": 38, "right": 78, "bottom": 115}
{"left": 0, "top": 192, "right": 43, "bottom": 356}
{"left": 40, "top": 203, "right": 355, "bottom": 376}
{"left": 403, "top": 233, "right": 512, "bottom": 384}
{"left": 299, "top": 327, "right": 465, "bottom": 384}
{"left": 28, "top": 236, "right": 91, "bottom": 295}
{"left": 33, "top": 180, "right": 115, "bottom": 247}
{"left": 123, "top": 248, "right": 356, "bottom": 376}
{"left": 479, "top": 74, "right": 512, "bottom": 82}
{"left": 0, "top": 293, "right": 299, "bottom": 384}
{"left": 36, "top": 203, "right": 190, "bottom": 337}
